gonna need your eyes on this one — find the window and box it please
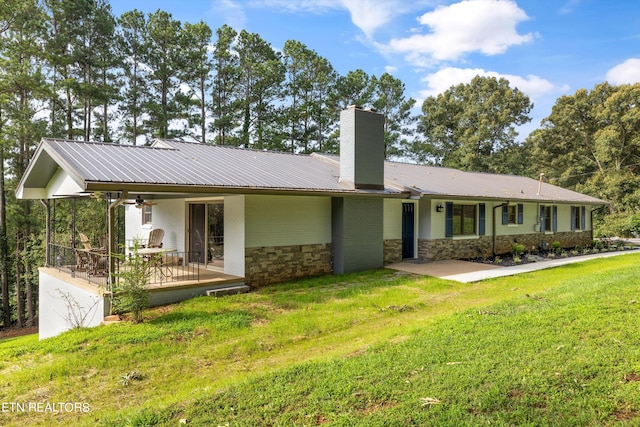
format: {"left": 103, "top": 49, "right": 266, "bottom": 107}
{"left": 540, "top": 205, "right": 557, "bottom": 232}
{"left": 453, "top": 204, "right": 476, "bottom": 235}
{"left": 571, "top": 206, "right": 586, "bottom": 230}
{"left": 507, "top": 205, "right": 517, "bottom": 224}
{"left": 142, "top": 204, "right": 152, "bottom": 225}
{"left": 543, "top": 206, "right": 552, "bottom": 232}
{"left": 502, "top": 204, "right": 524, "bottom": 225}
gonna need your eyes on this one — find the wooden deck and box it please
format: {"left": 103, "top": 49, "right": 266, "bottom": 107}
{"left": 144, "top": 266, "right": 246, "bottom": 306}
{"left": 43, "top": 265, "right": 246, "bottom": 307}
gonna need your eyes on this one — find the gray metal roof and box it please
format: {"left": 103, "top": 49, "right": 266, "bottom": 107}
{"left": 17, "top": 138, "right": 605, "bottom": 204}
{"left": 383, "top": 161, "right": 604, "bottom": 204}
{"left": 20, "top": 138, "right": 398, "bottom": 196}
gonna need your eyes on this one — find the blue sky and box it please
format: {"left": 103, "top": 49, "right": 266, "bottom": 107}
{"left": 109, "top": 0, "right": 640, "bottom": 139}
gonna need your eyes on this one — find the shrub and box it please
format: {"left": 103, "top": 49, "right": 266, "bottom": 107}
{"left": 552, "top": 241, "right": 562, "bottom": 254}
{"left": 111, "top": 243, "right": 153, "bottom": 323}
{"left": 512, "top": 243, "right": 525, "bottom": 256}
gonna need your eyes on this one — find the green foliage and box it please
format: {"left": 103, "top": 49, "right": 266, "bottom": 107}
{"left": 594, "top": 211, "right": 640, "bottom": 238}
{"left": 552, "top": 240, "right": 562, "bottom": 254}
{"left": 371, "top": 72, "right": 417, "bottom": 159}
{"left": 530, "top": 82, "right": 640, "bottom": 212}
{"left": 511, "top": 243, "right": 525, "bottom": 256}
{"left": 414, "top": 75, "right": 532, "bottom": 171}
{"left": 111, "top": 244, "right": 151, "bottom": 323}
{"left": 3, "top": 257, "right": 640, "bottom": 426}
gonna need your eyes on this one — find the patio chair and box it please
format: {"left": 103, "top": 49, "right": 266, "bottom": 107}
{"left": 87, "top": 251, "right": 108, "bottom": 276}
{"left": 74, "top": 248, "right": 90, "bottom": 271}
{"left": 79, "top": 232, "right": 106, "bottom": 252}
{"left": 147, "top": 229, "right": 164, "bottom": 248}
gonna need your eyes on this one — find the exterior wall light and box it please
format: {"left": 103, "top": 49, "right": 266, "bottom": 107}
{"left": 436, "top": 203, "right": 444, "bottom": 212}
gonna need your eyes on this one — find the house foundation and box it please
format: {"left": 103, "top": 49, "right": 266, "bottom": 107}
{"left": 418, "top": 231, "right": 593, "bottom": 261}
{"left": 245, "top": 243, "right": 332, "bottom": 286}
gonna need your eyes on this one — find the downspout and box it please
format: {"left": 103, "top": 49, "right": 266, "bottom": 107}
{"left": 40, "top": 199, "right": 50, "bottom": 266}
{"left": 492, "top": 202, "right": 509, "bottom": 256}
{"left": 108, "top": 191, "right": 128, "bottom": 286}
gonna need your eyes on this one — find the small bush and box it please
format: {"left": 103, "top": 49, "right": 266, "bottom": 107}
{"left": 111, "top": 243, "right": 153, "bottom": 323}
{"left": 512, "top": 243, "right": 525, "bottom": 256}
{"left": 552, "top": 241, "right": 562, "bottom": 254}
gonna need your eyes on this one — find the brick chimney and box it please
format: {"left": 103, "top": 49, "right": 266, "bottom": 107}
{"left": 340, "top": 106, "right": 385, "bottom": 190}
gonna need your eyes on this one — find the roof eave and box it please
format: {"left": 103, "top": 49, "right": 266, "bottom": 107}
{"left": 83, "top": 182, "right": 410, "bottom": 199}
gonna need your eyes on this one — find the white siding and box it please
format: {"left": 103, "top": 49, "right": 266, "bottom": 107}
{"left": 45, "top": 168, "right": 84, "bottom": 199}
{"left": 125, "top": 204, "right": 150, "bottom": 246}
{"left": 383, "top": 199, "right": 403, "bottom": 240}
{"left": 224, "top": 195, "right": 245, "bottom": 278}
{"left": 125, "top": 199, "right": 185, "bottom": 251}
{"left": 151, "top": 199, "right": 185, "bottom": 251}
{"left": 245, "top": 195, "right": 331, "bottom": 247}
{"left": 39, "top": 269, "right": 107, "bottom": 339}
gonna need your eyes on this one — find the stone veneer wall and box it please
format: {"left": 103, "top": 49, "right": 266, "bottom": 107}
{"left": 245, "top": 243, "right": 332, "bottom": 286}
{"left": 383, "top": 239, "right": 403, "bottom": 264}
{"left": 419, "top": 231, "right": 593, "bottom": 261}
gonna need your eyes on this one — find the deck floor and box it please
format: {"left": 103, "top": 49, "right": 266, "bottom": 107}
{"left": 145, "top": 265, "right": 243, "bottom": 290}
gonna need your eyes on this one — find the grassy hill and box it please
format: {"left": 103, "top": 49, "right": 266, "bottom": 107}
{"left": 2, "top": 254, "right": 640, "bottom": 426}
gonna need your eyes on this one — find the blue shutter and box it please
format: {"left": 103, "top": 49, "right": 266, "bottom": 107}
{"left": 479, "top": 203, "right": 486, "bottom": 235}
{"left": 445, "top": 202, "right": 454, "bottom": 237}
{"left": 552, "top": 206, "right": 558, "bottom": 232}
{"left": 570, "top": 206, "right": 576, "bottom": 231}
{"left": 517, "top": 204, "right": 524, "bottom": 224}
{"left": 540, "top": 205, "right": 545, "bottom": 231}
{"left": 581, "top": 206, "right": 586, "bottom": 230}
{"left": 502, "top": 205, "right": 508, "bottom": 224}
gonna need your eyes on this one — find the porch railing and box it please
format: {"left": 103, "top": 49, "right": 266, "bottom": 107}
{"left": 47, "top": 243, "right": 202, "bottom": 289}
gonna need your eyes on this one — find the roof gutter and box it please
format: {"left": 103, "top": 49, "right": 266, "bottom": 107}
{"left": 83, "top": 182, "right": 411, "bottom": 199}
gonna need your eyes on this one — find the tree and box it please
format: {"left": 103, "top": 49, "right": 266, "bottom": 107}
{"left": 0, "top": 0, "right": 49, "bottom": 327}
{"left": 281, "top": 40, "right": 318, "bottom": 152}
{"left": 332, "top": 69, "right": 374, "bottom": 110}
{"left": 179, "top": 21, "right": 212, "bottom": 143}
{"left": 529, "top": 82, "right": 640, "bottom": 212}
{"left": 117, "top": 10, "right": 149, "bottom": 144}
{"left": 210, "top": 24, "right": 240, "bottom": 146}
{"left": 371, "top": 72, "right": 416, "bottom": 159}
{"left": 143, "top": 9, "right": 183, "bottom": 139}
{"left": 235, "top": 30, "right": 284, "bottom": 149}
{"left": 414, "top": 76, "right": 532, "bottom": 172}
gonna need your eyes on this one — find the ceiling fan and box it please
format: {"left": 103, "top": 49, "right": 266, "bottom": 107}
{"left": 124, "top": 195, "right": 158, "bottom": 208}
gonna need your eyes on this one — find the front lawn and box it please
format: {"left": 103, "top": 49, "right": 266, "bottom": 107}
{"left": 1, "top": 254, "right": 639, "bottom": 426}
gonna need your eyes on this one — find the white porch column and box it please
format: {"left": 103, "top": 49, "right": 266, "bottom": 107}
{"left": 224, "top": 195, "right": 245, "bottom": 278}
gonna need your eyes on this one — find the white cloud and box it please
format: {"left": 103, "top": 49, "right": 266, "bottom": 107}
{"left": 606, "top": 58, "right": 640, "bottom": 84}
{"left": 339, "top": 0, "right": 401, "bottom": 38}
{"left": 386, "top": 0, "right": 534, "bottom": 64}
{"left": 385, "top": 65, "right": 398, "bottom": 73}
{"left": 211, "top": 0, "right": 247, "bottom": 29}
{"left": 248, "top": 0, "right": 341, "bottom": 13}
{"left": 418, "top": 67, "right": 556, "bottom": 100}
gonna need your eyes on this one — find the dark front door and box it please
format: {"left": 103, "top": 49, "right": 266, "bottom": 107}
{"left": 402, "top": 203, "right": 415, "bottom": 258}
{"left": 189, "top": 204, "right": 206, "bottom": 263}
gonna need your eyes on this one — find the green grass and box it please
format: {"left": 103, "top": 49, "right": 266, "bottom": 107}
{"left": 2, "top": 254, "right": 640, "bottom": 426}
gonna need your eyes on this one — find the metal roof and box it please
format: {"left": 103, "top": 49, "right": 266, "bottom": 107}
{"left": 16, "top": 138, "right": 605, "bottom": 204}
{"left": 383, "top": 161, "right": 604, "bottom": 204}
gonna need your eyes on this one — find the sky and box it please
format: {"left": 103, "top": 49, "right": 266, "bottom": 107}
{"left": 108, "top": 0, "right": 640, "bottom": 140}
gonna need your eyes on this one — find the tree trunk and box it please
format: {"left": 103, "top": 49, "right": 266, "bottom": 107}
{"left": 15, "top": 240, "right": 23, "bottom": 328}
{"left": 0, "top": 114, "right": 10, "bottom": 328}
